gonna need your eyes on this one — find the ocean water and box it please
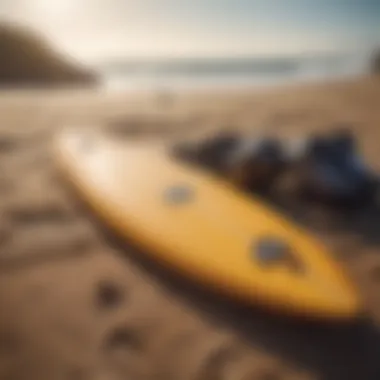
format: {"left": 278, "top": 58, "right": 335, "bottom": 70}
{"left": 100, "top": 53, "right": 371, "bottom": 92}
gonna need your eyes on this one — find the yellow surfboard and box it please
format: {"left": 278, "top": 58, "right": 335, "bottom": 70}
{"left": 54, "top": 127, "right": 362, "bottom": 321}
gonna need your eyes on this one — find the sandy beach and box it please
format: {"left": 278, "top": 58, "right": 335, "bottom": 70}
{"left": 1, "top": 75, "right": 380, "bottom": 380}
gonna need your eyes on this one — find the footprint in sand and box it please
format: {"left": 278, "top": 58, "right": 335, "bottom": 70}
{"left": 196, "top": 345, "right": 243, "bottom": 380}
{"left": 0, "top": 218, "right": 12, "bottom": 249}
{"left": 104, "top": 326, "right": 143, "bottom": 353}
{"left": 96, "top": 280, "right": 125, "bottom": 310}
{"left": 192, "top": 343, "right": 283, "bottom": 380}
{"left": 5, "top": 200, "right": 75, "bottom": 227}
{"left": 0, "top": 136, "right": 17, "bottom": 154}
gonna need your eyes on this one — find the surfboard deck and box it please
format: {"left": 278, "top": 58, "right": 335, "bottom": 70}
{"left": 54, "top": 127, "right": 362, "bottom": 321}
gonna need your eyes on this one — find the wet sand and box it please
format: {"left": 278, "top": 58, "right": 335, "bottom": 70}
{"left": 1, "top": 76, "right": 380, "bottom": 380}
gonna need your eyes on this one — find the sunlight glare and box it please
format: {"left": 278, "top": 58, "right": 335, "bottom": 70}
{"left": 34, "top": 0, "right": 76, "bottom": 17}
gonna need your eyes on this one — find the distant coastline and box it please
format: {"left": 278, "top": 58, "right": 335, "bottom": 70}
{"left": 100, "top": 52, "right": 372, "bottom": 92}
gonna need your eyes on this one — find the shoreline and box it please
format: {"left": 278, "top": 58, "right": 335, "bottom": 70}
{"left": 100, "top": 72, "right": 370, "bottom": 95}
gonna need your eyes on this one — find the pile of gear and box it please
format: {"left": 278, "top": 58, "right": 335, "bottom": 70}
{"left": 173, "top": 128, "right": 379, "bottom": 206}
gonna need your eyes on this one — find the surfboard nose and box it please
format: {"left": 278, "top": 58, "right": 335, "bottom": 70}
{"left": 281, "top": 264, "right": 363, "bottom": 321}
{"left": 308, "top": 282, "right": 362, "bottom": 320}
{"left": 253, "top": 275, "right": 362, "bottom": 321}
{"left": 330, "top": 290, "right": 363, "bottom": 320}
{"left": 305, "top": 254, "right": 363, "bottom": 320}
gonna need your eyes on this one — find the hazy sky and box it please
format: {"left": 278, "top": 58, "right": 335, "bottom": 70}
{"left": 0, "top": 0, "right": 379, "bottom": 63}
